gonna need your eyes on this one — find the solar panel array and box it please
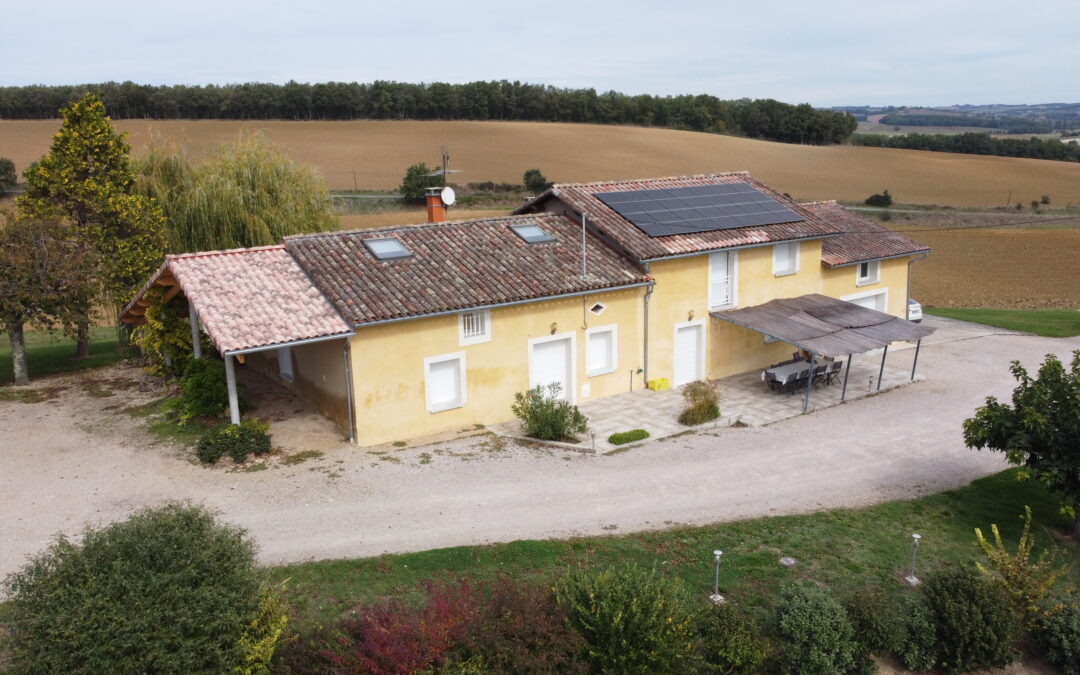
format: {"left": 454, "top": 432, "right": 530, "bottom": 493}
{"left": 595, "top": 183, "right": 805, "bottom": 238}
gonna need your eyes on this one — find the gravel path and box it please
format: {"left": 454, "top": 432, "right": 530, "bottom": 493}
{"left": 2, "top": 321, "right": 1077, "bottom": 579}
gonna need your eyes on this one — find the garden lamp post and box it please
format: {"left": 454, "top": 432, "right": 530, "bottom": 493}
{"left": 710, "top": 549, "right": 725, "bottom": 604}
{"left": 905, "top": 533, "right": 922, "bottom": 586}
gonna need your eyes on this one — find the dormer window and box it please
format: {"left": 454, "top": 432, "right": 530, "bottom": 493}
{"left": 364, "top": 237, "right": 411, "bottom": 260}
{"left": 511, "top": 224, "right": 555, "bottom": 243}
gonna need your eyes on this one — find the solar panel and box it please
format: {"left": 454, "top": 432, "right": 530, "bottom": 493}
{"left": 595, "top": 183, "right": 805, "bottom": 237}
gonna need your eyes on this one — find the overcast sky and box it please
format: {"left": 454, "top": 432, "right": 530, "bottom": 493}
{"left": 4, "top": 0, "right": 1077, "bottom": 107}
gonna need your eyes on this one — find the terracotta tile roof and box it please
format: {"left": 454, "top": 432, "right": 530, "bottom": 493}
{"left": 802, "top": 201, "right": 930, "bottom": 267}
{"left": 123, "top": 245, "right": 352, "bottom": 353}
{"left": 284, "top": 213, "right": 651, "bottom": 326}
{"left": 517, "top": 173, "right": 845, "bottom": 261}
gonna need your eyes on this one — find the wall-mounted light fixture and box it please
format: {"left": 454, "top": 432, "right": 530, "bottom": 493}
{"left": 550, "top": 322, "right": 558, "bottom": 335}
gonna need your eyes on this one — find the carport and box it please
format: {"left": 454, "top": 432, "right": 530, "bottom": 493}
{"left": 711, "top": 293, "right": 935, "bottom": 412}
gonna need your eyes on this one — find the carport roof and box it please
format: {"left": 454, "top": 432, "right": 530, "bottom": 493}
{"left": 710, "top": 293, "right": 935, "bottom": 358}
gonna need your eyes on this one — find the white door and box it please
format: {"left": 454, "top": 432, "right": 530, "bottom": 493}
{"left": 673, "top": 323, "right": 703, "bottom": 386}
{"left": 531, "top": 338, "right": 571, "bottom": 399}
{"left": 848, "top": 292, "right": 885, "bottom": 312}
{"left": 709, "top": 251, "right": 731, "bottom": 308}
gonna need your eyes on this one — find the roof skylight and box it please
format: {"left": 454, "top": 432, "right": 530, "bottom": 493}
{"left": 511, "top": 224, "right": 555, "bottom": 243}
{"left": 364, "top": 237, "right": 411, "bottom": 260}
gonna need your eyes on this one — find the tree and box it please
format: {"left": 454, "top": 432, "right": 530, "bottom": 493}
{"left": 398, "top": 162, "right": 442, "bottom": 201}
{"left": 963, "top": 351, "right": 1080, "bottom": 537}
{"left": 0, "top": 211, "right": 96, "bottom": 385}
{"left": 136, "top": 133, "right": 336, "bottom": 253}
{"left": 0, "top": 157, "right": 16, "bottom": 191}
{"left": 523, "top": 168, "right": 553, "bottom": 195}
{"left": 16, "top": 93, "right": 167, "bottom": 358}
{"left": 864, "top": 189, "right": 893, "bottom": 207}
{"left": 1, "top": 503, "right": 287, "bottom": 673}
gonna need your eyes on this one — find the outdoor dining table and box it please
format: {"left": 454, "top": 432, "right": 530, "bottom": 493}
{"left": 762, "top": 360, "right": 811, "bottom": 384}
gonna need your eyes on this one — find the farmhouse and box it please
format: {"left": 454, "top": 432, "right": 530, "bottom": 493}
{"left": 121, "top": 172, "right": 931, "bottom": 445}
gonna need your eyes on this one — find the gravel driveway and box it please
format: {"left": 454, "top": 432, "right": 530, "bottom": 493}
{"left": 2, "top": 318, "right": 1077, "bottom": 579}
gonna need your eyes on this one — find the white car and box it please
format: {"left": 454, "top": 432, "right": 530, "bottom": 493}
{"left": 907, "top": 298, "right": 923, "bottom": 323}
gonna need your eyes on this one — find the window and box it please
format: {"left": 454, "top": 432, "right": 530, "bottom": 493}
{"left": 589, "top": 302, "right": 607, "bottom": 316}
{"left": 511, "top": 223, "right": 555, "bottom": 243}
{"left": 772, "top": 242, "right": 799, "bottom": 276}
{"left": 458, "top": 309, "right": 491, "bottom": 345}
{"left": 364, "top": 237, "right": 411, "bottom": 260}
{"left": 277, "top": 347, "right": 293, "bottom": 382}
{"left": 586, "top": 325, "right": 617, "bottom": 377}
{"left": 424, "top": 352, "right": 466, "bottom": 413}
{"left": 856, "top": 260, "right": 880, "bottom": 285}
{"left": 708, "top": 251, "right": 737, "bottom": 309}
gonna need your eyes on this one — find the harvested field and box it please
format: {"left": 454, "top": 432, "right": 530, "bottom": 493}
{"left": 4, "top": 119, "right": 1080, "bottom": 207}
{"left": 891, "top": 214, "right": 1080, "bottom": 309}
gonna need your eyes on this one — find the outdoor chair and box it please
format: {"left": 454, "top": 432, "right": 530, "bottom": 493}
{"left": 825, "top": 360, "right": 843, "bottom": 385}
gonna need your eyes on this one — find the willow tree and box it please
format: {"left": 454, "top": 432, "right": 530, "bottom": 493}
{"left": 137, "top": 133, "right": 336, "bottom": 253}
{"left": 17, "top": 94, "right": 167, "bottom": 357}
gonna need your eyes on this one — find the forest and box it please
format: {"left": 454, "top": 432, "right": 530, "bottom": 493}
{"left": 850, "top": 131, "right": 1080, "bottom": 162}
{"left": 0, "top": 80, "right": 858, "bottom": 145}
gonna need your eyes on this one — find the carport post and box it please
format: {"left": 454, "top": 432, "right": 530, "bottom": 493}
{"left": 877, "top": 344, "right": 888, "bottom": 391}
{"left": 910, "top": 339, "right": 922, "bottom": 381}
{"left": 841, "top": 354, "right": 853, "bottom": 401}
{"left": 224, "top": 354, "right": 241, "bottom": 425}
{"left": 189, "top": 305, "right": 202, "bottom": 360}
{"left": 802, "top": 352, "right": 816, "bottom": 413}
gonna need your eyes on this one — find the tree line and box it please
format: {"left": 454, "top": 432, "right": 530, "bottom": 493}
{"left": 879, "top": 113, "right": 1059, "bottom": 134}
{"left": 0, "top": 80, "right": 857, "bottom": 144}
{"left": 850, "top": 132, "right": 1080, "bottom": 162}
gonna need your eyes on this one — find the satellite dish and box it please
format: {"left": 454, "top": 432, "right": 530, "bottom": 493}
{"left": 440, "top": 186, "right": 456, "bottom": 206}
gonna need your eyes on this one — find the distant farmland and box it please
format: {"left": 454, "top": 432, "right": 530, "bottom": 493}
{"left": 4, "top": 119, "right": 1080, "bottom": 207}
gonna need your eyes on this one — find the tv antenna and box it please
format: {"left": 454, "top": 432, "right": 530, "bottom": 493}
{"left": 426, "top": 145, "right": 463, "bottom": 186}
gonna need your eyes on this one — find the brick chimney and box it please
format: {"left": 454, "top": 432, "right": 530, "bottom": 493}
{"left": 425, "top": 187, "right": 446, "bottom": 223}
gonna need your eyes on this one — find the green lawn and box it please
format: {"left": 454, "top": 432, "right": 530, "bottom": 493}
{"left": 0, "top": 327, "right": 131, "bottom": 384}
{"left": 271, "top": 470, "right": 1079, "bottom": 633}
{"left": 925, "top": 307, "right": 1080, "bottom": 337}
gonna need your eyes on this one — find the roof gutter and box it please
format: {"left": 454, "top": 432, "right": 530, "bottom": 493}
{"left": 223, "top": 331, "right": 355, "bottom": 356}
{"left": 906, "top": 251, "right": 930, "bottom": 306}
{"left": 824, "top": 249, "right": 931, "bottom": 269}
{"left": 352, "top": 281, "right": 655, "bottom": 329}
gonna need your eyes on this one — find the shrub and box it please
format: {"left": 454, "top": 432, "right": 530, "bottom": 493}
{"left": 772, "top": 585, "right": 868, "bottom": 674}
{"left": 608, "top": 429, "right": 649, "bottom": 445}
{"left": 695, "top": 603, "right": 770, "bottom": 674}
{"left": 197, "top": 419, "right": 272, "bottom": 464}
{"left": 453, "top": 575, "right": 587, "bottom": 674}
{"left": 179, "top": 357, "right": 233, "bottom": 420}
{"left": 0, "top": 503, "right": 283, "bottom": 674}
{"left": 557, "top": 563, "right": 696, "bottom": 673}
{"left": 975, "top": 505, "right": 1069, "bottom": 630}
{"left": 922, "top": 568, "right": 1020, "bottom": 673}
{"left": 511, "top": 383, "right": 588, "bottom": 441}
{"left": 0, "top": 157, "right": 16, "bottom": 191}
{"left": 679, "top": 379, "right": 720, "bottom": 425}
{"left": 1034, "top": 602, "right": 1080, "bottom": 674}
{"left": 846, "top": 588, "right": 900, "bottom": 654}
{"left": 864, "top": 189, "right": 893, "bottom": 207}
{"left": 322, "top": 579, "right": 480, "bottom": 673}
{"left": 895, "top": 595, "right": 938, "bottom": 671}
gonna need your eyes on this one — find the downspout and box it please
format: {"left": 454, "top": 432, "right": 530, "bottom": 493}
{"left": 343, "top": 338, "right": 356, "bottom": 444}
{"left": 906, "top": 252, "right": 929, "bottom": 310}
{"left": 642, "top": 262, "right": 653, "bottom": 386}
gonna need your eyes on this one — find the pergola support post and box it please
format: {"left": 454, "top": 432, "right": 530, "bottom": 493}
{"left": 910, "top": 339, "right": 922, "bottom": 381}
{"left": 841, "top": 353, "right": 852, "bottom": 401}
{"left": 189, "top": 305, "right": 202, "bottom": 360}
{"left": 802, "top": 352, "right": 816, "bottom": 413}
{"left": 877, "top": 344, "right": 888, "bottom": 391}
{"left": 224, "top": 354, "right": 240, "bottom": 425}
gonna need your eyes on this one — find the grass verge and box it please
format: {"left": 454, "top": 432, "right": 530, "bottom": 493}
{"left": 0, "top": 327, "right": 132, "bottom": 384}
{"left": 926, "top": 307, "right": 1080, "bottom": 337}
{"left": 270, "top": 469, "right": 1080, "bottom": 633}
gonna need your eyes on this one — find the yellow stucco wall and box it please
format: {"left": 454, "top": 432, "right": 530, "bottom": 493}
{"left": 820, "top": 257, "right": 911, "bottom": 318}
{"left": 646, "top": 241, "right": 915, "bottom": 381}
{"left": 348, "top": 287, "right": 645, "bottom": 446}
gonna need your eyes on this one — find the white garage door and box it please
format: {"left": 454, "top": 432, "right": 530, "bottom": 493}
{"left": 531, "top": 337, "right": 571, "bottom": 400}
{"left": 848, "top": 292, "right": 886, "bottom": 312}
{"left": 673, "top": 323, "right": 703, "bottom": 386}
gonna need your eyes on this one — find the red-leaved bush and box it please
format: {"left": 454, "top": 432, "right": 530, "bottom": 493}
{"left": 322, "top": 579, "right": 480, "bottom": 674}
